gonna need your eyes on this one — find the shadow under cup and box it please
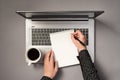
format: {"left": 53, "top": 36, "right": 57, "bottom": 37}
{"left": 27, "top": 48, "right": 41, "bottom": 62}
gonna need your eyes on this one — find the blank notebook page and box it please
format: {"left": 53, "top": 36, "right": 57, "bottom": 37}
{"left": 50, "top": 30, "right": 79, "bottom": 68}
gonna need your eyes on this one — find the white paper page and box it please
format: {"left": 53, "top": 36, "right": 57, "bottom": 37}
{"left": 50, "top": 30, "right": 79, "bottom": 67}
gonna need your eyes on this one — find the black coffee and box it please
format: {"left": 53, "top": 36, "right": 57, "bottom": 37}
{"left": 27, "top": 48, "right": 40, "bottom": 60}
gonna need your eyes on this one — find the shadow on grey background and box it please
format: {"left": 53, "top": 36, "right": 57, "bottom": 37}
{"left": 93, "top": 20, "right": 107, "bottom": 80}
{"left": 95, "top": 19, "right": 120, "bottom": 80}
{"left": 33, "top": 63, "right": 63, "bottom": 80}
{"left": 95, "top": 61, "right": 107, "bottom": 80}
{"left": 95, "top": 20, "right": 108, "bottom": 80}
{"left": 54, "top": 68, "right": 63, "bottom": 80}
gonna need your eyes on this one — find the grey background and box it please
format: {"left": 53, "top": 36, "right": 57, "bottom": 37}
{"left": 0, "top": 0, "right": 120, "bottom": 80}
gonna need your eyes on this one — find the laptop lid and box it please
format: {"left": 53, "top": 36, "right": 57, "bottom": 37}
{"left": 16, "top": 11, "right": 104, "bottom": 21}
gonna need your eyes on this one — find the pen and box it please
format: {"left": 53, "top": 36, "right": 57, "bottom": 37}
{"left": 74, "top": 37, "right": 86, "bottom": 47}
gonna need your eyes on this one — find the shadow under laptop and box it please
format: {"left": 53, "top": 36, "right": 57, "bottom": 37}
{"left": 95, "top": 62, "right": 108, "bottom": 80}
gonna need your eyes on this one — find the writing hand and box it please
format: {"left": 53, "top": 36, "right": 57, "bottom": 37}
{"left": 71, "top": 30, "right": 86, "bottom": 52}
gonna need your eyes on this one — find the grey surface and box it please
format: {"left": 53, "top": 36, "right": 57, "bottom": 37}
{"left": 0, "top": 0, "right": 120, "bottom": 80}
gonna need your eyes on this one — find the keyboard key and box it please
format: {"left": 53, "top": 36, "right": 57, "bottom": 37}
{"left": 32, "top": 28, "right": 88, "bottom": 45}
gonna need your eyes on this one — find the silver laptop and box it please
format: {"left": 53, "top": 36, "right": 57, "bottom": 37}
{"left": 16, "top": 11, "right": 104, "bottom": 63}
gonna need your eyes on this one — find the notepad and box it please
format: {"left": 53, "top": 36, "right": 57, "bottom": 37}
{"left": 50, "top": 30, "right": 79, "bottom": 67}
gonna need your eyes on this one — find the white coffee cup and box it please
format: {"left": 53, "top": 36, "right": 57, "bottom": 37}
{"left": 25, "top": 48, "right": 41, "bottom": 66}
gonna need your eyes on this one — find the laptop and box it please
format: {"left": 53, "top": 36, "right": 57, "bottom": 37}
{"left": 16, "top": 11, "right": 104, "bottom": 65}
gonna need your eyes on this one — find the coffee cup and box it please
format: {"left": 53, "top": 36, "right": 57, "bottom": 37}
{"left": 25, "top": 48, "right": 41, "bottom": 66}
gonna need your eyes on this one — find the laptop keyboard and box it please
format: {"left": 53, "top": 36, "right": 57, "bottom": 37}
{"left": 32, "top": 28, "right": 88, "bottom": 45}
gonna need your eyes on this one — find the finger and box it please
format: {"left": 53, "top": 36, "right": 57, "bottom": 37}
{"left": 50, "top": 50, "right": 54, "bottom": 64}
{"left": 72, "top": 32, "right": 78, "bottom": 36}
{"left": 72, "top": 31, "right": 80, "bottom": 39}
{"left": 54, "top": 61, "right": 58, "bottom": 72}
{"left": 71, "top": 33, "right": 78, "bottom": 43}
{"left": 44, "top": 50, "right": 51, "bottom": 62}
{"left": 76, "top": 30, "right": 84, "bottom": 36}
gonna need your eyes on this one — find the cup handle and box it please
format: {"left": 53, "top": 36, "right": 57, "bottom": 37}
{"left": 28, "top": 62, "right": 31, "bottom": 66}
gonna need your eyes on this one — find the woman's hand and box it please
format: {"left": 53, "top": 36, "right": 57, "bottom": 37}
{"left": 44, "top": 50, "right": 58, "bottom": 79}
{"left": 71, "top": 30, "right": 87, "bottom": 52}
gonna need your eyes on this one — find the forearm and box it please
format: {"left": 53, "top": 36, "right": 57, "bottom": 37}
{"left": 77, "top": 50, "right": 100, "bottom": 80}
{"left": 41, "top": 76, "right": 52, "bottom": 80}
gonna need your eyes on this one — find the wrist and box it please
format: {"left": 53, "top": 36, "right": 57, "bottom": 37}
{"left": 78, "top": 46, "right": 86, "bottom": 52}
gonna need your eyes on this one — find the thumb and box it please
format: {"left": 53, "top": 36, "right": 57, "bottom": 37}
{"left": 71, "top": 33, "right": 78, "bottom": 43}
